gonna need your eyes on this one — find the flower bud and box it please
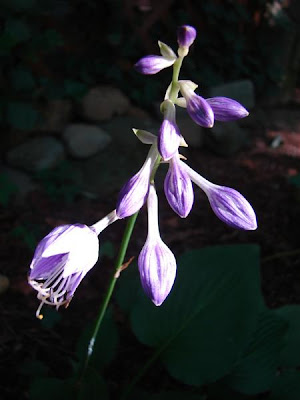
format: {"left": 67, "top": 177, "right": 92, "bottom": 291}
{"left": 158, "top": 100, "right": 182, "bottom": 161}
{"left": 182, "top": 163, "right": 257, "bottom": 230}
{"left": 177, "top": 25, "right": 197, "bottom": 48}
{"left": 135, "top": 55, "right": 176, "bottom": 75}
{"left": 138, "top": 185, "right": 177, "bottom": 306}
{"left": 206, "top": 97, "right": 249, "bottom": 121}
{"left": 116, "top": 145, "right": 159, "bottom": 218}
{"left": 164, "top": 155, "right": 194, "bottom": 218}
{"left": 179, "top": 81, "right": 214, "bottom": 128}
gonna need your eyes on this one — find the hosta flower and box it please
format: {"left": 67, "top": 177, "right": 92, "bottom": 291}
{"left": 182, "top": 163, "right": 257, "bottom": 230}
{"left": 206, "top": 97, "right": 249, "bottom": 121}
{"left": 116, "top": 144, "right": 159, "bottom": 218}
{"left": 177, "top": 25, "right": 197, "bottom": 55}
{"left": 158, "top": 100, "right": 182, "bottom": 161}
{"left": 29, "top": 224, "right": 99, "bottom": 318}
{"left": 164, "top": 153, "right": 194, "bottom": 217}
{"left": 179, "top": 80, "right": 214, "bottom": 128}
{"left": 29, "top": 211, "right": 118, "bottom": 318}
{"left": 135, "top": 55, "right": 176, "bottom": 75}
{"left": 138, "top": 184, "right": 177, "bottom": 306}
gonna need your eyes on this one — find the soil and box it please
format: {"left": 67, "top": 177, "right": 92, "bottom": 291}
{"left": 1, "top": 105, "right": 300, "bottom": 399}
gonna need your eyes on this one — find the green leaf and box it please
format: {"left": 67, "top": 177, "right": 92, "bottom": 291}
{"left": 10, "top": 66, "right": 35, "bottom": 92}
{"left": 100, "top": 241, "right": 115, "bottom": 259}
{"left": 130, "top": 244, "right": 262, "bottom": 386}
{"left": 19, "top": 359, "right": 49, "bottom": 377}
{"left": 77, "top": 369, "right": 109, "bottom": 400}
{"left": 29, "top": 378, "right": 73, "bottom": 400}
{"left": 270, "top": 369, "right": 300, "bottom": 400}
{"left": 224, "top": 310, "right": 287, "bottom": 395}
{"left": 0, "top": 173, "right": 17, "bottom": 206}
{"left": 76, "top": 309, "right": 118, "bottom": 370}
{"left": 274, "top": 305, "right": 300, "bottom": 367}
{"left": 63, "top": 79, "right": 87, "bottom": 99}
{"left": 5, "top": 19, "right": 31, "bottom": 43}
{"left": 7, "top": 101, "right": 39, "bottom": 130}
{"left": 40, "top": 307, "right": 62, "bottom": 329}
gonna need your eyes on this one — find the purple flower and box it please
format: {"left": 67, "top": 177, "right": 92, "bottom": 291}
{"left": 138, "top": 184, "right": 177, "bottom": 306}
{"left": 28, "top": 224, "right": 99, "bottom": 318}
{"left": 179, "top": 81, "right": 214, "bottom": 128}
{"left": 177, "top": 25, "right": 197, "bottom": 49}
{"left": 158, "top": 100, "right": 182, "bottom": 160}
{"left": 164, "top": 154, "right": 194, "bottom": 217}
{"left": 182, "top": 163, "right": 257, "bottom": 230}
{"left": 206, "top": 97, "right": 249, "bottom": 121}
{"left": 135, "top": 55, "right": 176, "bottom": 75}
{"left": 116, "top": 145, "right": 159, "bottom": 218}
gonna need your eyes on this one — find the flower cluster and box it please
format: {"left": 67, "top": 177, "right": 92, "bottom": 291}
{"left": 28, "top": 25, "right": 257, "bottom": 316}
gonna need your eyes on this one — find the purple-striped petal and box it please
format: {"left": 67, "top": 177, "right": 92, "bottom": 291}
{"left": 164, "top": 156, "right": 194, "bottom": 217}
{"left": 135, "top": 55, "right": 175, "bottom": 75}
{"left": 206, "top": 97, "right": 249, "bottom": 121}
{"left": 177, "top": 25, "right": 197, "bottom": 48}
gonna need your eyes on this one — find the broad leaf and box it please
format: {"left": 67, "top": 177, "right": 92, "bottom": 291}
{"left": 274, "top": 305, "right": 300, "bottom": 367}
{"left": 76, "top": 309, "right": 118, "bottom": 370}
{"left": 6, "top": 101, "right": 39, "bottom": 130}
{"left": 224, "top": 310, "right": 287, "bottom": 394}
{"left": 130, "top": 244, "right": 262, "bottom": 386}
{"left": 270, "top": 369, "right": 300, "bottom": 400}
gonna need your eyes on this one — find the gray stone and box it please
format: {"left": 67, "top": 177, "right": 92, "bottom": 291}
{"left": 208, "top": 80, "right": 255, "bottom": 110}
{"left": 39, "top": 99, "right": 73, "bottom": 133}
{"left": 6, "top": 136, "right": 65, "bottom": 172}
{"left": 205, "top": 121, "right": 248, "bottom": 156}
{"left": 63, "top": 124, "right": 111, "bottom": 159}
{"left": 82, "top": 86, "right": 130, "bottom": 122}
{"left": 1, "top": 166, "right": 38, "bottom": 202}
{"left": 176, "top": 107, "right": 204, "bottom": 148}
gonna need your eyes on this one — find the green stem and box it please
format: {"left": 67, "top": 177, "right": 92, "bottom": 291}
{"left": 79, "top": 212, "right": 139, "bottom": 380}
{"left": 169, "top": 56, "right": 183, "bottom": 102}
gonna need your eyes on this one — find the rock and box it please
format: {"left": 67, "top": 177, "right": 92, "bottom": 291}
{"left": 0, "top": 275, "right": 9, "bottom": 295}
{"left": 39, "top": 99, "right": 73, "bottom": 133}
{"left": 208, "top": 80, "right": 255, "bottom": 110}
{"left": 205, "top": 121, "right": 248, "bottom": 156}
{"left": 1, "top": 166, "right": 38, "bottom": 202}
{"left": 63, "top": 124, "right": 111, "bottom": 159}
{"left": 176, "top": 107, "right": 204, "bottom": 148}
{"left": 81, "top": 86, "right": 130, "bottom": 121}
{"left": 6, "top": 136, "right": 65, "bottom": 172}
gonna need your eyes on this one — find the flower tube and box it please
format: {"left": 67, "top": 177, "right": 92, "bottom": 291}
{"left": 164, "top": 154, "right": 194, "bottom": 217}
{"left": 116, "top": 144, "right": 159, "bottom": 218}
{"left": 138, "top": 184, "right": 177, "bottom": 306}
{"left": 158, "top": 100, "right": 182, "bottom": 161}
{"left": 182, "top": 163, "right": 257, "bottom": 230}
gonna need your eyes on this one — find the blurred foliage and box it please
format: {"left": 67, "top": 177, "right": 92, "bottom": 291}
{"left": 34, "top": 161, "right": 80, "bottom": 203}
{"left": 0, "top": 0, "right": 297, "bottom": 132}
{"left": 0, "top": 172, "right": 17, "bottom": 206}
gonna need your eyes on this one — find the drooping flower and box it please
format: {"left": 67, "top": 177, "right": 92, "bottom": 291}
{"left": 206, "top": 97, "right": 249, "bottom": 121}
{"left": 29, "top": 211, "right": 118, "bottom": 318}
{"left": 116, "top": 144, "right": 159, "bottom": 218}
{"left": 178, "top": 80, "right": 214, "bottom": 128}
{"left": 177, "top": 25, "right": 197, "bottom": 55}
{"left": 182, "top": 163, "right": 257, "bottom": 230}
{"left": 158, "top": 100, "right": 182, "bottom": 161}
{"left": 164, "top": 153, "right": 194, "bottom": 218}
{"left": 138, "top": 184, "right": 177, "bottom": 306}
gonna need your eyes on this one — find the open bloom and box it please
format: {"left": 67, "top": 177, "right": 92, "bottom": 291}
{"left": 29, "top": 211, "right": 118, "bottom": 318}
{"left": 158, "top": 100, "right": 182, "bottom": 161}
{"left": 138, "top": 184, "right": 177, "bottom": 306}
{"left": 164, "top": 153, "right": 194, "bottom": 217}
{"left": 116, "top": 144, "right": 159, "bottom": 218}
{"left": 29, "top": 224, "right": 99, "bottom": 318}
{"left": 182, "top": 163, "right": 257, "bottom": 230}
